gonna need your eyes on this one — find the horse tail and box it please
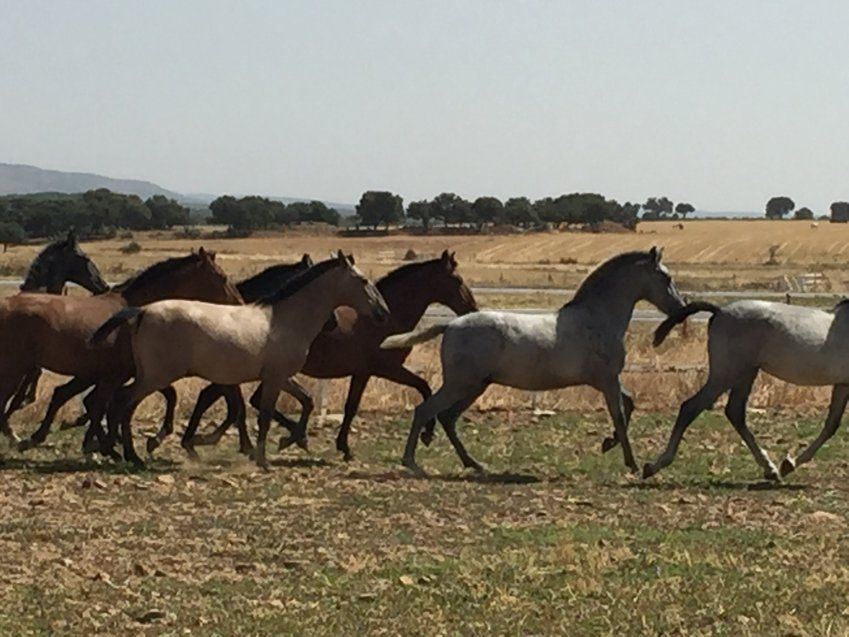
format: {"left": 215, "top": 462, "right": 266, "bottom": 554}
{"left": 89, "top": 307, "right": 144, "bottom": 347}
{"left": 653, "top": 302, "right": 720, "bottom": 347}
{"left": 380, "top": 322, "right": 449, "bottom": 350}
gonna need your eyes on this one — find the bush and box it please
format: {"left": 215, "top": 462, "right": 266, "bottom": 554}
{"left": 119, "top": 241, "right": 142, "bottom": 254}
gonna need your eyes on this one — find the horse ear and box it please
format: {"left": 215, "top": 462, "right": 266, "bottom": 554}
{"left": 336, "top": 250, "right": 346, "bottom": 264}
{"left": 347, "top": 253, "right": 355, "bottom": 265}
{"left": 450, "top": 251, "right": 457, "bottom": 266}
{"left": 649, "top": 246, "right": 660, "bottom": 263}
{"left": 301, "top": 253, "right": 312, "bottom": 266}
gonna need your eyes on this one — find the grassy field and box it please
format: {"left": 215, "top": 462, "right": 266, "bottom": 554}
{"left": 3, "top": 220, "right": 849, "bottom": 634}
{"left": 2, "top": 409, "right": 848, "bottom": 635}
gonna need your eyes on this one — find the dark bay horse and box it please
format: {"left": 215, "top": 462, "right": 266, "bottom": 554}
{"left": 382, "top": 248, "right": 685, "bottom": 476}
{"left": 6, "top": 231, "right": 110, "bottom": 415}
{"left": 92, "top": 252, "right": 390, "bottom": 468}
{"left": 185, "top": 250, "right": 478, "bottom": 460}
{"left": 19, "top": 230, "right": 109, "bottom": 295}
{"left": 7, "top": 248, "right": 243, "bottom": 452}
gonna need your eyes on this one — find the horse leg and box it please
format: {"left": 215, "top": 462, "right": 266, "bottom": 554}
{"left": 5, "top": 368, "right": 42, "bottom": 418}
{"left": 0, "top": 374, "right": 24, "bottom": 444}
{"left": 145, "top": 386, "right": 178, "bottom": 455}
{"left": 781, "top": 384, "right": 849, "bottom": 477}
{"left": 336, "top": 375, "right": 369, "bottom": 461}
{"left": 437, "top": 384, "right": 488, "bottom": 472}
{"left": 375, "top": 365, "right": 435, "bottom": 445}
{"left": 723, "top": 370, "right": 781, "bottom": 481}
{"left": 81, "top": 382, "right": 123, "bottom": 461}
{"left": 598, "top": 378, "right": 640, "bottom": 473}
{"left": 601, "top": 387, "right": 634, "bottom": 454}
{"left": 276, "top": 378, "right": 313, "bottom": 451}
{"left": 248, "top": 384, "right": 301, "bottom": 442}
{"left": 18, "top": 376, "right": 94, "bottom": 451}
{"left": 115, "top": 378, "right": 162, "bottom": 467}
{"left": 254, "top": 384, "right": 282, "bottom": 470}
{"left": 402, "top": 384, "right": 468, "bottom": 476}
{"left": 643, "top": 379, "right": 728, "bottom": 479}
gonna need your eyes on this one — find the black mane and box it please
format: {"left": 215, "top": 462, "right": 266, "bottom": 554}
{"left": 564, "top": 251, "right": 654, "bottom": 307}
{"left": 113, "top": 253, "right": 204, "bottom": 296}
{"left": 237, "top": 262, "right": 314, "bottom": 303}
{"left": 256, "top": 258, "right": 344, "bottom": 306}
{"left": 375, "top": 259, "right": 440, "bottom": 291}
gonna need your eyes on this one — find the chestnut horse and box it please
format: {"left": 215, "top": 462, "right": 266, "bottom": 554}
{"left": 7, "top": 248, "right": 243, "bottom": 453}
{"left": 186, "top": 250, "right": 477, "bottom": 460}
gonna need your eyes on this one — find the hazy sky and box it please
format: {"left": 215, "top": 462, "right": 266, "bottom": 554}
{"left": 2, "top": 1, "right": 848, "bottom": 211}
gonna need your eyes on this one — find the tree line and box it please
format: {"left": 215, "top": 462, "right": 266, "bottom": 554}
{"left": 352, "top": 191, "right": 697, "bottom": 232}
{"left": 0, "top": 189, "right": 191, "bottom": 247}
{"left": 765, "top": 197, "right": 849, "bottom": 222}
{"left": 208, "top": 196, "right": 340, "bottom": 231}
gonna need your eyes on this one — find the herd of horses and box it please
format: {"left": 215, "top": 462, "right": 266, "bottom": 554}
{"left": 2, "top": 232, "right": 849, "bottom": 481}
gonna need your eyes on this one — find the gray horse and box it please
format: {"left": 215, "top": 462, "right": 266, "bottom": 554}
{"left": 645, "top": 299, "right": 849, "bottom": 481}
{"left": 382, "top": 248, "right": 685, "bottom": 475}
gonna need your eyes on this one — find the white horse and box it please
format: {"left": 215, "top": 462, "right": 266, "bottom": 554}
{"left": 382, "top": 248, "right": 685, "bottom": 475}
{"left": 91, "top": 252, "right": 390, "bottom": 468}
{"left": 645, "top": 299, "right": 849, "bottom": 481}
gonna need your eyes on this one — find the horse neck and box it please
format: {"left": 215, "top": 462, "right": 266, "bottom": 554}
{"left": 378, "top": 276, "right": 434, "bottom": 330}
{"left": 271, "top": 272, "right": 349, "bottom": 341}
{"left": 568, "top": 275, "right": 643, "bottom": 339}
{"left": 120, "top": 272, "right": 199, "bottom": 306}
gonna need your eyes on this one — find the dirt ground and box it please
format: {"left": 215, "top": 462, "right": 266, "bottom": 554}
{"left": 2, "top": 408, "right": 848, "bottom": 635}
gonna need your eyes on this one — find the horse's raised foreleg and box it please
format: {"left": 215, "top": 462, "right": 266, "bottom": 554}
{"left": 145, "top": 386, "right": 178, "bottom": 455}
{"left": 5, "top": 368, "right": 42, "bottom": 418}
{"left": 375, "top": 365, "right": 435, "bottom": 445}
{"left": 335, "top": 374, "right": 370, "bottom": 461}
{"left": 724, "top": 370, "right": 780, "bottom": 481}
{"left": 276, "top": 378, "right": 313, "bottom": 451}
{"left": 18, "top": 376, "right": 94, "bottom": 451}
{"left": 437, "top": 383, "right": 487, "bottom": 472}
{"left": 600, "top": 379, "right": 639, "bottom": 473}
{"left": 643, "top": 380, "right": 726, "bottom": 479}
{"left": 781, "top": 384, "right": 849, "bottom": 477}
{"left": 601, "top": 387, "right": 635, "bottom": 454}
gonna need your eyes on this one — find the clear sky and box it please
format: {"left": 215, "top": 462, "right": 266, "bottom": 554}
{"left": 2, "top": 0, "right": 847, "bottom": 212}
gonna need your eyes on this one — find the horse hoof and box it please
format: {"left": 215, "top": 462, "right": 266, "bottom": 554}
{"left": 642, "top": 463, "right": 656, "bottom": 480}
{"left": 146, "top": 437, "right": 160, "bottom": 455}
{"left": 421, "top": 430, "right": 434, "bottom": 447}
{"left": 601, "top": 437, "right": 617, "bottom": 454}
{"left": 183, "top": 446, "right": 200, "bottom": 462}
{"left": 17, "top": 439, "right": 35, "bottom": 453}
{"left": 126, "top": 455, "right": 145, "bottom": 469}
{"left": 278, "top": 436, "right": 299, "bottom": 452}
{"left": 779, "top": 456, "right": 796, "bottom": 477}
{"left": 238, "top": 444, "right": 254, "bottom": 456}
{"left": 402, "top": 458, "right": 427, "bottom": 478}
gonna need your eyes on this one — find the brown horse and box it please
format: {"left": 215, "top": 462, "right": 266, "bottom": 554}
{"left": 6, "top": 248, "right": 243, "bottom": 452}
{"left": 187, "top": 250, "right": 478, "bottom": 460}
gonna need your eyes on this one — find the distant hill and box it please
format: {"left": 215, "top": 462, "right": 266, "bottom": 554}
{"left": 0, "top": 162, "right": 182, "bottom": 200}
{"left": 1, "top": 163, "right": 356, "bottom": 214}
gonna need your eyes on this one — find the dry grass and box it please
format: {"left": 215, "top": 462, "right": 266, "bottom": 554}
{"left": 4, "top": 219, "right": 849, "bottom": 292}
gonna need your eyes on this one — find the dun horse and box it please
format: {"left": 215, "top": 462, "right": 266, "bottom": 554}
{"left": 6, "top": 249, "right": 243, "bottom": 452}
{"left": 143, "top": 253, "right": 322, "bottom": 455}
{"left": 645, "top": 299, "right": 849, "bottom": 481}
{"left": 92, "top": 252, "right": 390, "bottom": 468}
{"left": 382, "top": 248, "right": 685, "bottom": 475}
{"left": 186, "top": 250, "right": 478, "bottom": 460}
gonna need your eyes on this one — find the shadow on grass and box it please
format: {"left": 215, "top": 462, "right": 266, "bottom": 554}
{"left": 0, "top": 454, "right": 180, "bottom": 476}
{"left": 624, "top": 478, "right": 809, "bottom": 492}
{"left": 269, "top": 456, "right": 332, "bottom": 469}
{"left": 344, "top": 469, "right": 541, "bottom": 485}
